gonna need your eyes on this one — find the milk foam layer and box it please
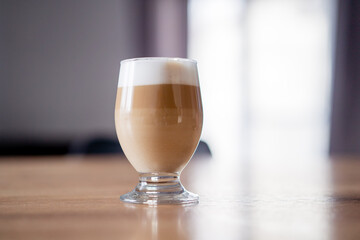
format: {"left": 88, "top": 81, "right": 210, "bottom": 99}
{"left": 118, "top": 58, "right": 199, "bottom": 87}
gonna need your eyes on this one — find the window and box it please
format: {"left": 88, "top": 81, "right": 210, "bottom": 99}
{"left": 189, "top": 0, "right": 333, "bottom": 160}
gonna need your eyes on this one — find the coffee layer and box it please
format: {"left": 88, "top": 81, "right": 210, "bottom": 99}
{"left": 115, "top": 84, "right": 202, "bottom": 109}
{"left": 115, "top": 84, "right": 203, "bottom": 173}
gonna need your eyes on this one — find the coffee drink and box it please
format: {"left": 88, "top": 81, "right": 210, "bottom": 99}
{"left": 115, "top": 59, "right": 203, "bottom": 173}
{"left": 116, "top": 58, "right": 202, "bottom": 204}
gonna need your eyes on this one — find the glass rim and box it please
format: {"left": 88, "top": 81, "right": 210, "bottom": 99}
{"left": 120, "top": 57, "right": 197, "bottom": 64}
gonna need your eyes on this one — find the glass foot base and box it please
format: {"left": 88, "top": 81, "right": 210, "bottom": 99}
{"left": 120, "top": 173, "right": 199, "bottom": 205}
{"left": 120, "top": 189, "right": 199, "bottom": 205}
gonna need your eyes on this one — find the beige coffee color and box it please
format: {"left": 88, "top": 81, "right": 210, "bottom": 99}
{"left": 115, "top": 84, "right": 203, "bottom": 173}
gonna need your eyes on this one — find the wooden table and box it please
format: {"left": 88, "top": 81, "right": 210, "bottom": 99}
{"left": 0, "top": 154, "right": 360, "bottom": 240}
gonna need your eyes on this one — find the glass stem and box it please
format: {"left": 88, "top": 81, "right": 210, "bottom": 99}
{"left": 135, "top": 173, "right": 185, "bottom": 195}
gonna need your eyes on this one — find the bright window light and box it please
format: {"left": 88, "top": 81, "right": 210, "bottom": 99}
{"left": 188, "top": 0, "right": 333, "bottom": 160}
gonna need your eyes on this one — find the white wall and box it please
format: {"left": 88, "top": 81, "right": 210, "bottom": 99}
{"left": 0, "top": 0, "right": 144, "bottom": 141}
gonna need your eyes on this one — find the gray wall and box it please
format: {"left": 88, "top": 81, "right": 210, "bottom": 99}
{"left": 0, "top": 0, "right": 144, "bottom": 142}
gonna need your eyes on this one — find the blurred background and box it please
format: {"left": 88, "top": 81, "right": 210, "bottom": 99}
{"left": 0, "top": 0, "right": 359, "bottom": 160}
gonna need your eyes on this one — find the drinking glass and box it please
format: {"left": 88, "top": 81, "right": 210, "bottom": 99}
{"left": 115, "top": 57, "right": 203, "bottom": 205}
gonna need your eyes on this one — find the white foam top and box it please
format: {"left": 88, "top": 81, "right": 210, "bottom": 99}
{"left": 118, "top": 58, "right": 199, "bottom": 87}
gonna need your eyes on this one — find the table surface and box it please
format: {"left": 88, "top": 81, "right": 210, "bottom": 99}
{"left": 0, "top": 154, "right": 360, "bottom": 240}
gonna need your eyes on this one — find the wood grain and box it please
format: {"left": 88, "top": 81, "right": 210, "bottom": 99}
{"left": 0, "top": 155, "right": 360, "bottom": 240}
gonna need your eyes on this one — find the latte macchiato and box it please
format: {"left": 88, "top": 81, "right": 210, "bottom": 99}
{"left": 115, "top": 59, "right": 203, "bottom": 173}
